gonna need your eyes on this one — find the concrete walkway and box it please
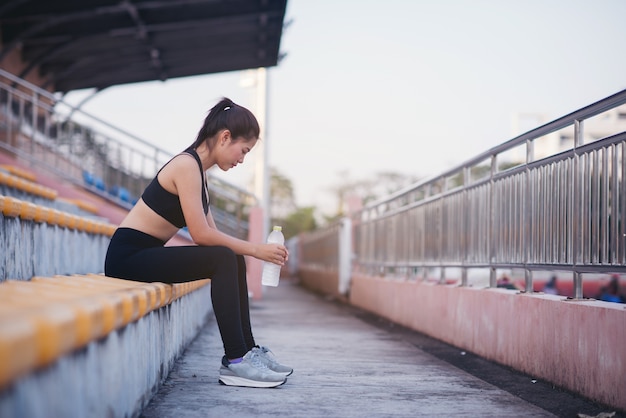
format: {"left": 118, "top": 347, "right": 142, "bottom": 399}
{"left": 140, "top": 279, "right": 619, "bottom": 418}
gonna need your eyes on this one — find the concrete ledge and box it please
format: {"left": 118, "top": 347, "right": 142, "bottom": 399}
{"left": 0, "top": 195, "right": 117, "bottom": 280}
{"left": 0, "top": 168, "right": 57, "bottom": 200}
{"left": 0, "top": 283, "right": 212, "bottom": 418}
{"left": 0, "top": 165, "right": 37, "bottom": 183}
{"left": 349, "top": 273, "right": 626, "bottom": 412}
{"left": 0, "top": 195, "right": 115, "bottom": 236}
{"left": 0, "top": 275, "right": 210, "bottom": 395}
{"left": 57, "top": 197, "right": 100, "bottom": 215}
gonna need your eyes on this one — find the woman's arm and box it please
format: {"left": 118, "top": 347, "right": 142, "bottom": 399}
{"left": 206, "top": 206, "right": 218, "bottom": 230}
{"left": 171, "top": 157, "right": 286, "bottom": 264}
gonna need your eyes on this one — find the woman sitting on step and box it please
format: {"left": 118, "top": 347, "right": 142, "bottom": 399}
{"left": 105, "top": 97, "right": 292, "bottom": 388}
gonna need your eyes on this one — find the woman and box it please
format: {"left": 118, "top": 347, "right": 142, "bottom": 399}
{"left": 105, "top": 97, "right": 292, "bottom": 388}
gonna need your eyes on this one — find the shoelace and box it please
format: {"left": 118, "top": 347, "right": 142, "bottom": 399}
{"left": 247, "top": 351, "right": 271, "bottom": 370}
{"left": 256, "top": 347, "right": 279, "bottom": 366}
{"left": 259, "top": 346, "right": 274, "bottom": 356}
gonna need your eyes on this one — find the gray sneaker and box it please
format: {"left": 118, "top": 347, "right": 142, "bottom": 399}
{"left": 253, "top": 346, "right": 293, "bottom": 376}
{"left": 219, "top": 350, "right": 287, "bottom": 388}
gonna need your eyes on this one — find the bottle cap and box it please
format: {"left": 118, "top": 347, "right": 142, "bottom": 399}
{"left": 273, "top": 225, "right": 282, "bottom": 232}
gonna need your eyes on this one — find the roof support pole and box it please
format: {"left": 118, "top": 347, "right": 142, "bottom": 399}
{"left": 253, "top": 67, "right": 270, "bottom": 239}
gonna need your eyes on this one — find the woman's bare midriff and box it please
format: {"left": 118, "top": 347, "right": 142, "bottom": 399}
{"left": 118, "top": 198, "right": 180, "bottom": 242}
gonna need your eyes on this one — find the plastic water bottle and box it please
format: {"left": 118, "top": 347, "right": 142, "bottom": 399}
{"left": 261, "top": 225, "right": 284, "bottom": 287}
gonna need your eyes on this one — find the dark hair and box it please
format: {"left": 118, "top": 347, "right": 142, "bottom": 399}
{"left": 190, "top": 97, "right": 260, "bottom": 149}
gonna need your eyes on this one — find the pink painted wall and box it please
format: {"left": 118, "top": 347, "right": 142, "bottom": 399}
{"left": 349, "top": 273, "right": 626, "bottom": 412}
{"left": 298, "top": 268, "right": 341, "bottom": 298}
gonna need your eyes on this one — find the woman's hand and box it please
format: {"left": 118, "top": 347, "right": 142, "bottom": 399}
{"left": 256, "top": 243, "right": 289, "bottom": 265}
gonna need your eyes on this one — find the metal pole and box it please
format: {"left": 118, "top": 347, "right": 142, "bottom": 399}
{"left": 254, "top": 67, "right": 270, "bottom": 239}
{"left": 572, "top": 119, "right": 584, "bottom": 299}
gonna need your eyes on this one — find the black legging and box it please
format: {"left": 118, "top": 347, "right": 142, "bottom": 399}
{"left": 104, "top": 227, "right": 255, "bottom": 359}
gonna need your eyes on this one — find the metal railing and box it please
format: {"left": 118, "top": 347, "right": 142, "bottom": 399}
{"left": 0, "top": 69, "right": 255, "bottom": 238}
{"left": 301, "top": 89, "right": 626, "bottom": 299}
{"left": 299, "top": 222, "right": 341, "bottom": 272}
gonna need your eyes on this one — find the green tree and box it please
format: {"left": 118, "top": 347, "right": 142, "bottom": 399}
{"left": 270, "top": 167, "right": 297, "bottom": 221}
{"left": 281, "top": 206, "right": 317, "bottom": 240}
{"left": 267, "top": 167, "right": 318, "bottom": 239}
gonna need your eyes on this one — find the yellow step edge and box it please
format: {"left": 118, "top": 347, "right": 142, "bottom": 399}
{"left": 1, "top": 279, "right": 136, "bottom": 340}
{"left": 20, "top": 277, "right": 120, "bottom": 341}
{"left": 0, "top": 301, "right": 108, "bottom": 388}
{"left": 0, "top": 275, "right": 210, "bottom": 390}
{"left": 80, "top": 274, "right": 210, "bottom": 306}
{"left": 1, "top": 281, "right": 112, "bottom": 341}
{"left": 0, "top": 168, "right": 57, "bottom": 200}
{"left": 0, "top": 304, "right": 77, "bottom": 380}
{"left": 0, "top": 195, "right": 21, "bottom": 217}
{"left": 0, "top": 165, "right": 37, "bottom": 182}
{"left": 0, "top": 316, "right": 38, "bottom": 390}
{"left": 0, "top": 195, "right": 116, "bottom": 235}
{"left": 28, "top": 277, "right": 141, "bottom": 326}
{"left": 75, "top": 274, "right": 159, "bottom": 312}
{"left": 77, "top": 274, "right": 175, "bottom": 315}
{"left": 44, "top": 274, "right": 163, "bottom": 316}
{"left": 58, "top": 198, "right": 99, "bottom": 215}
{"left": 171, "top": 279, "right": 211, "bottom": 302}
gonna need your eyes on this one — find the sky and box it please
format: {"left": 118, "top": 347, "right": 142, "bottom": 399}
{"left": 63, "top": 0, "right": 626, "bottom": 216}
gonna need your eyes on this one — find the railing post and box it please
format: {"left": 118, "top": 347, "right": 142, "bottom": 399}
{"left": 461, "top": 268, "right": 468, "bottom": 287}
{"left": 524, "top": 269, "right": 533, "bottom": 293}
{"left": 489, "top": 155, "right": 496, "bottom": 286}
{"left": 572, "top": 119, "right": 584, "bottom": 299}
{"left": 462, "top": 166, "right": 470, "bottom": 287}
{"left": 573, "top": 271, "right": 583, "bottom": 299}
{"left": 524, "top": 138, "right": 533, "bottom": 292}
{"left": 438, "top": 178, "right": 446, "bottom": 285}
{"left": 489, "top": 266, "right": 496, "bottom": 288}
{"left": 338, "top": 216, "right": 352, "bottom": 294}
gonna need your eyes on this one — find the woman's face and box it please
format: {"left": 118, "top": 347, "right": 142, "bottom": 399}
{"left": 219, "top": 136, "right": 257, "bottom": 171}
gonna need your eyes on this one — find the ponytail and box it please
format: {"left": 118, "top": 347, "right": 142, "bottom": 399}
{"left": 191, "top": 97, "right": 260, "bottom": 149}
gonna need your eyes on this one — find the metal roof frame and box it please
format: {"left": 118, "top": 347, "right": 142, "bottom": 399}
{"left": 0, "top": 0, "right": 288, "bottom": 93}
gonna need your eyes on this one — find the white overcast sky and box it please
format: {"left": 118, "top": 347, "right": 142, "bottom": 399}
{"left": 64, "top": 0, "right": 626, "bottom": 215}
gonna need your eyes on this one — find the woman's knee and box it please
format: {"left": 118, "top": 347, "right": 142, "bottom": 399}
{"left": 236, "top": 254, "right": 247, "bottom": 275}
{"left": 205, "top": 246, "right": 239, "bottom": 273}
{"left": 210, "top": 245, "right": 236, "bottom": 260}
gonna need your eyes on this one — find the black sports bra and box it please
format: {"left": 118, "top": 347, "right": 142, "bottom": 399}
{"left": 141, "top": 147, "right": 209, "bottom": 228}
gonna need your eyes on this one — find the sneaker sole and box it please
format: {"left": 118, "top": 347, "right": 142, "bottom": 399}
{"left": 219, "top": 375, "right": 286, "bottom": 388}
{"left": 276, "top": 369, "right": 293, "bottom": 377}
